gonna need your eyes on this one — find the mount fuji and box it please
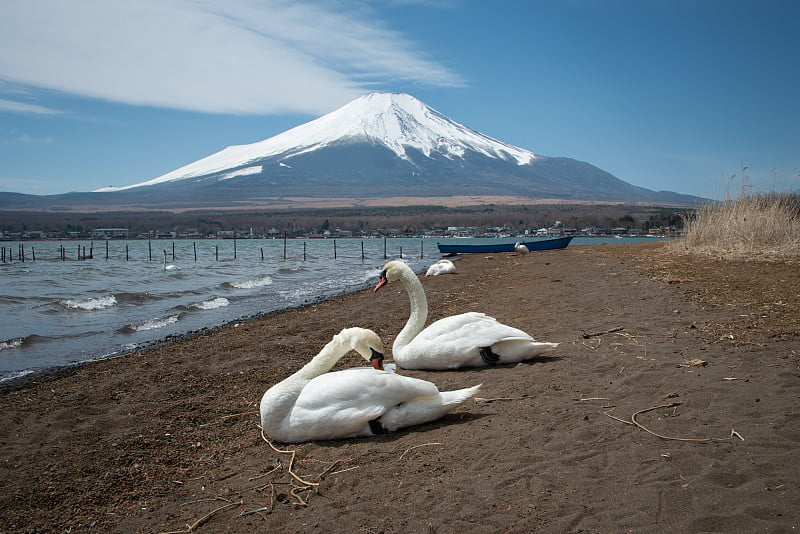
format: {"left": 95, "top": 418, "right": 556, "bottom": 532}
{"left": 3, "top": 92, "right": 699, "bottom": 210}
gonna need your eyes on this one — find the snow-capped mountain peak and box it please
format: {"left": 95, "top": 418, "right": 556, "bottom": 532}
{"left": 100, "top": 92, "right": 537, "bottom": 191}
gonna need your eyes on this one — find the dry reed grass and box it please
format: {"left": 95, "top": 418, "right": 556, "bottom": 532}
{"left": 670, "top": 170, "right": 800, "bottom": 260}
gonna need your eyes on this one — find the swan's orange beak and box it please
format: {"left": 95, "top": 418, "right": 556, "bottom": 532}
{"left": 369, "top": 348, "right": 385, "bottom": 370}
{"left": 374, "top": 270, "right": 388, "bottom": 291}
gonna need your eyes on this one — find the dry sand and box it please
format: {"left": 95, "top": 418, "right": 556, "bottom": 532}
{"left": 1, "top": 242, "right": 798, "bottom": 533}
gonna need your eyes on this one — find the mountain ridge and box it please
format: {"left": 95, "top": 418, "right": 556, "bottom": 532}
{"left": 2, "top": 92, "right": 704, "bottom": 210}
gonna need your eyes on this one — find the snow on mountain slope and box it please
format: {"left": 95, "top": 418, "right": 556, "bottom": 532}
{"left": 100, "top": 93, "right": 537, "bottom": 192}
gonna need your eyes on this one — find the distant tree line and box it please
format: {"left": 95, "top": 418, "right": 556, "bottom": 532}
{"left": 0, "top": 203, "right": 686, "bottom": 238}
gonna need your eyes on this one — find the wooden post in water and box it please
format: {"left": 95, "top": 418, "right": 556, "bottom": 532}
{"left": 125, "top": 245, "right": 129, "bottom": 261}
{"left": 193, "top": 242, "right": 197, "bottom": 261}
{"left": 148, "top": 239, "right": 152, "bottom": 261}
{"left": 215, "top": 245, "right": 219, "bottom": 261}
{"left": 333, "top": 240, "right": 337, "bottom": 259}
{"left": 20, "top": 244, "right": 24, "bottom": 262}
{"left": 233, "top": 237, "right": 237, "bottom": 260}
{"left": 172, "top": 241, "right": 176, "bottom": 260}
{"left": 383, "top": 237, "right": 387, "bottom": 259}
{"left": 303, "top": 241, "right": 307, "bottom": 261}
{"left": 400, "top": 246, "right": 403, "bottom": 259}
{"left": 283, "top": 231, "right": 287, "bottom": 260}
{"left": 105, "top": 240, "right": 109, "bottom": 260}
{"left": 32, "top": 247, "right": 35, "bottom": 261}
{"left": 420, "top": 240, "right": 424, "bottom": 258}
{"left": 361, "top": 241, "right": 365, "bottom": 261}
{"left": 260, "top": 248, "right": 264, "bottom": 261}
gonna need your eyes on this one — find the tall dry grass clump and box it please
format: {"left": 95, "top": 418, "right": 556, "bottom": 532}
{"left": 671, "top": 174, "right": 800, "bottom": 261}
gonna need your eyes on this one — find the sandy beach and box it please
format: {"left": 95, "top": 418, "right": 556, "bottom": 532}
{"left": 1, "top": 242, "right": 798, "bottom": 533}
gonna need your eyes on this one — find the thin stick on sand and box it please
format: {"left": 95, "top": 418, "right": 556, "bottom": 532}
{"left": 398, "top": 442, "right": 442, "bottom": 460}
{"left": 160, "top": 499, "right": 243, "bottom": 534}
{"left": 582, "top": 326, "right": 624, "bottom": 338}
{"left": 604, "top": 401, "right": 745, "bottom": 442}
{"left": 260, "top": 428, "right": 320, "bottom": 487}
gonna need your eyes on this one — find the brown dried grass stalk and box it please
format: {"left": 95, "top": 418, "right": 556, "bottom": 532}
{"left": 672, "top": 174, "right": 800, "bottom": 260}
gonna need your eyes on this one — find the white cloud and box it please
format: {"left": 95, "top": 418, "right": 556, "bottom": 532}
{"left": 0, "top": 0, "right": 464, "bottom": 115}
{"left": 0, "top": 98, "right": 61, "bottom": 115}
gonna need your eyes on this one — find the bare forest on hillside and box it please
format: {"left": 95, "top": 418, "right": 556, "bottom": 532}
{"left": 1, "top": 203, "right": 684, "bottom": 237}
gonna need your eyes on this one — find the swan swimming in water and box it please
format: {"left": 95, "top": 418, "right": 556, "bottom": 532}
{"left": 259, "top": 327, "right": 481, "bottom": 443}
{"left": 162, "top": 251, "right": 178, "bottom": 271}
{"left": 425, "top": 259, "right": 456, "bottom": 276}
{"left": 374, "top": 260, "right": 558, "bottom": 370}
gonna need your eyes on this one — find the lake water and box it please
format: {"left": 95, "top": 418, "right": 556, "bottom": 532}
{"left": 0, "top": 236, "right": 660, "bottom": 381}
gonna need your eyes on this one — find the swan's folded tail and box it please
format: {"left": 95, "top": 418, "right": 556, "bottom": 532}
{"left": 439, "top": 384, "right": 482, "bottom": 406}
{"left": 379, "top": 384, "right": 481, "bottom": 432}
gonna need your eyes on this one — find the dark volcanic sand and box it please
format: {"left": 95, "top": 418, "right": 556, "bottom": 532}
{"left": 1, "top": 243, "right": 798, "bottom": 533}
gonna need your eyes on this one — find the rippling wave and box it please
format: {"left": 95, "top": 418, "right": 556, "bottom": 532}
{"left": 190, "top": 297, "right": 229, "bottom": 310}
{"left": 226, "top": 275, "right": 273, "bottom": 289}
{"left": 124, "top": 314, "right": 181, "bottom": 333}
{"left": 59, "top": 295, "right": 117, "bottom": 310}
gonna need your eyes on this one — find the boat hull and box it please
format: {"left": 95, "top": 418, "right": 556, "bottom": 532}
{"left": 436, "top": 236, "right": 573, "bottom": 254}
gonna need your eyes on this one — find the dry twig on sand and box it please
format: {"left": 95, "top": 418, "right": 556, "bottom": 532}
{"left": 260, "top": 428, "right": 320, "bottom": 487}
{"left": 582, "top": 326, "right": 624, "bottom": 338}
{"left": 160, "top": 498, "right": 243, "bottom": 534}
{"left": 474, "top": 394, "right": 532, "bottom": 404}
{"left": 604, "top": 401, "right": 745, "bottom": 442}
{"left": 398, "top": 442, "right": 442, "bottom": 460}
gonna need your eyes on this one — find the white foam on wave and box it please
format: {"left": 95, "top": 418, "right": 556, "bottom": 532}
{"left": 60, "top": 295, "right": 118, "bottom": 310}
{"left": 230, "top": 276, "right": 273, "bottom": 289}
{"left": 131, "top": 315, "right": 179, "bottom": 332}
{"left": 191, "top": 297, "right": 230, "bottom": 310}
{"left": 0, "top": 369, "right": 34, "bottom": 382}
{"left": 0, "top": 338, "right": 23, "bottom": 351}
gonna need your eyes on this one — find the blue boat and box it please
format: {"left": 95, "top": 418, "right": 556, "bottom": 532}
{"left": 437, "top": 236, "right": 573, "bottom": 254}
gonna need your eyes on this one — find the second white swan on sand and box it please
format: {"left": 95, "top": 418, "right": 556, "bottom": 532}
{"left": 374, "top": 260, "right": 558, "bottom": 370}
{"left": 425, "top": 259, "right": 456, "bottom": 276}
{"left": 260, "top": 327, "right": 481, "bottom": 443}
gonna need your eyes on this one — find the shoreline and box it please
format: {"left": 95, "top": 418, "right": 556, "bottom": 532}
{"left": 1, "top": 244, "right": 798, "bottom": 533}
{"left": 0, "top": 258, "right": 439, "bottom": 391}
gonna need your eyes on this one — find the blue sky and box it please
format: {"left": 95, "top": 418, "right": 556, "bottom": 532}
{"left": 1, "top": 0, "right": 797, "bottom": 199}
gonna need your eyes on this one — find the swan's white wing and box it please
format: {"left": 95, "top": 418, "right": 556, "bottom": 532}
{"left": 397, "top": 312, "right": 555, "bottom": 369}
{"left": 282, "top": 368, "right": 441, "bottom": 441}
{"left": 415, "top": 312, "right": 533, "bottom": 348}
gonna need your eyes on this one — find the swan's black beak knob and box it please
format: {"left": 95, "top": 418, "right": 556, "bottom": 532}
{"left": 370, "top": 348, "right": 385, "bottom": 370}
{"left": 374, "top": 270, "right": 388, "bottom": 291}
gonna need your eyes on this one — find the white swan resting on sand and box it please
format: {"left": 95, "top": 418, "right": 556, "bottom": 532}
{"left": 259, "top": 327, "right": 481, "bottom": 443}
{"left": 374, "top": 260, "right": 558, "bottom": 370}
{"left": 514, "top": 243, "right": 529, "bottom": 256}
{"left": 425, "top": 259, "right": 457, "bottom": 276}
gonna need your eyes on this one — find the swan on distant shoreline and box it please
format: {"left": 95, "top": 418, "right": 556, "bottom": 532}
{"left": 425, "top": 259, "right": 456, "bottom": 276}
{"left": 514, "top": 243, "right": 529, "bottom": 256}
{"left": 374, "top": 260, "right": 558, "bottom": 370}
{"left": 259, "top": 327, "right": 481, "bottom": 443}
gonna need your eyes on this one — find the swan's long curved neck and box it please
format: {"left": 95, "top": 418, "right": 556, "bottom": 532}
{"left": 393, "top": 268, "right": 429, "bottom": 355}
{"left": 295, "top": 332, "right": 351, "bottom": 380}
{"left": 261, "top": 332, "right": 351, "bottom": 430}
